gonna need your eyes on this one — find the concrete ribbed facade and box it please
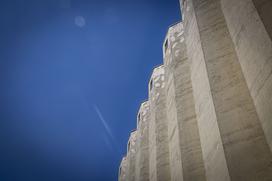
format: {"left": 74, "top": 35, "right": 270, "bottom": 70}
{"left": 119, "top": 0, "right": 272, "bottom": 180}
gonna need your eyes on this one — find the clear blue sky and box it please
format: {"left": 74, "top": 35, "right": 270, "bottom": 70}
{"left": 0, "top": 0, "right": 180, "bottom": 180}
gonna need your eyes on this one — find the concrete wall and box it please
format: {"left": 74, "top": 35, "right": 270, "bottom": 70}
{"left": 182, "top": 0, "right": 272, "bottom": 180}
{"left": 182, "top": 0, "right": 230, "bottom": 180}
{"left": 135, "top": 101, "right": 150, "bottom": 181}
{"left": 127, "top": 131, "right": 137, "bottom": 181}
{"left": 164, "top": 22, "right": 206, "bottom": 181}
{"left": 119, "top": 1, "right": 272, "bottom": 180}
{"left": 119, "top": 157, "right": 128, "bottom": 181}
{"left": 148, "top": 66, "right": 171, "bottom": 181}
{"left": 220, "top": 0, "right": 272, "bottom": 152}
{"left": 148, "top": 90, "right": 157, "bottom": 181}
{"left": 164, "top": 27, "right": 184, "bottom": 181}
{"left": 251, "top": 0, "right": 272, "bottom": 40}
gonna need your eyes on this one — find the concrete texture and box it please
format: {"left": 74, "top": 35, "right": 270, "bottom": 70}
{"left": 182, "top": 1, "right": 230, "bottom": 180}
{"left": 148, "top": 66, "right": 171, "bottom": 181}
{"left": 119, "top": 0, "right": 272, "bottom": 180}
{"left": 127, "top": 131, "right": 138, "bottom": 181}
{"left": 119, "top": 157, "right": 128, "bottom": 181}
{"left": 182, "top": 0, "right": 272, "bottom": 180}
{"left": 164, "top": 22, "right": 206, "bottom": 181}
{"left": 221, "top": 0, "right": 272, "bottom": 152}
{"left": 135, "top": 101, "right": 150, "bottom": 181}
{"left": 251, "top": 0, "right": 272, "bottom": 40}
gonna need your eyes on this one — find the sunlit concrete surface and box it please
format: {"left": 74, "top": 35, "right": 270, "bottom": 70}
{"left": 119, "top": 0, "right": 272, "bottom": 180}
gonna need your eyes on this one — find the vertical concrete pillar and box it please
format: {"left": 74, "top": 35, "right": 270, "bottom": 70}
{"left": 164, "top": 22, "right": 206, "bottom": 181}
{"left": 119, "top": 157, "right": 128, "bottom": 181}
{"left": 148, "top": 66, "right": 171, "bottom": 181}
{"left": 164, "top": 24, "right": 184, "bottom": 181}
{"left": 220, "top": 0, "right": 272, "bottom": 152}
{"left": 181, "top": 0, "right": 272, "bottom": 180}
{"left": 135, "top": 101, "right": 150, "bottom": 181}
{"left": 127, "top": 131, "right": 138, "bottom": 181}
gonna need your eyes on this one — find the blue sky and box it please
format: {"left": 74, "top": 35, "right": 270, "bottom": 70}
{"left": 0, "top": 0, "right": 181, "bottom": 180}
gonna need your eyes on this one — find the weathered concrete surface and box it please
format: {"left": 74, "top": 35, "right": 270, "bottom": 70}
{"left": 182, "top": 0, "right": 272, "bottom": 180}
{"left": 164, "top": 22, "right": 206, "bottom": 181}
{"left": 182, "top": 0, "right": 230, "bottom": 180}
{"left": 148, "top": 66, "right": 171, "bottom": 181}
{"left": 221, "top": 0, "right": 272, "bottom": 152}
{"left": 251, "top": 0, "right": 272, "bottom": 40}
{"left": 148, "top": 93, "right": 157, "bottom": 181}
{"left": 119, "top": 157, "right": 128, "bottom": 181}
{"left": 127, "top": 131, "right": 138, "bottom": 181}
{"left": 119, "top": 1, "right": 272, "bottom": 180}
{"left": 164, "top": 27, "right": 184, "bottom": 181}
{"left": 135, "top": 101, "right": 150, "bottom": 181}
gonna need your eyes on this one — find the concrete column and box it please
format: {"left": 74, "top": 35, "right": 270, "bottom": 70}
{"left": 148, "top": 66, "right": 171, "bottom": 181}
{"left": 164, "top": 22, "right": 206, "bottom": 181}
{"left": 135, "top": 101, "right": 150, "bottom": 181}
{"left": 181, "top": 0, "right": 272, "bottom": 180}
{"left": 220, "top": 0, "right": 272, "bottom": 152}
{"left": 119, "top": 157, "right": 129, "bottom": 181}
{"left": 127, "top": 131, "right": 137, "bottom": 181}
